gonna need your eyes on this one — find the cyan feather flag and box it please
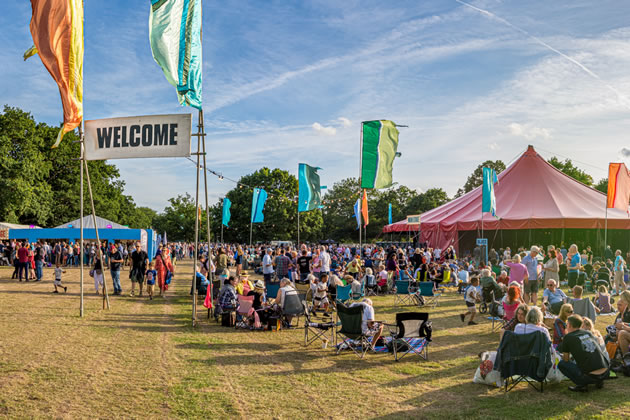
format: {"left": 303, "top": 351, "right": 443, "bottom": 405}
{"left": 353, "top": 198, "right": 361, "bottom": 230}
{"left": 222, "top": 198, "right": 231, "bottom": 227}
{"left": 298, "top": 163, "right": 322, "bottom": 212}
{"left": 149, "top": 0, "right": 203, "bottom": 109}
{"left": 251, "top": 188, "right": 268, "bottom": 223}
{"left": 388, "top": 203, "right": 392, "bottom": 225}
{"left": 482, "top": 167, "right": 499, "bottom": 218}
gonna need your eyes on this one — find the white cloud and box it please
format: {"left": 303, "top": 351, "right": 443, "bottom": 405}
{"left": 312, "top": 122, "right": 337, "bottom": 136}
{"left": 508, "top": 122, "right": 552, "bottom": 140}
{"left": 338, "top": 117, "right": 352, "bottom": 128}
{"left": 488, "top": 142, "right": 500, "bottom": 150}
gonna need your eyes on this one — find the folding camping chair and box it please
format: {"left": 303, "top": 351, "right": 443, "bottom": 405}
{"left": 495, "top": 330, "right": 552, "bottom": 393}
{"left": 386, "top": 312, "right": 432, "bottom": 361}
{"left": 266, "top": 282, "right": 281, "bottom": 302}
{"left": 280, "top": 291, "right": 305, "bottom": 328}
{"left": 365, "top": 274, "right": 378, "bottom": 296}
{"left": 352, "top": 281, "right": 365, "bottom": 301}
{"left": 335, "top": 302, "right": 372, "bottom": 359}
{"left": 418, "top": 282, "right": 441, "bottom": 308}
{"left": 336, "top": 285, "right": 352, "bottom": 303}
{"left": 235, "top": 295, "right": 255, "bottom": 329}
{"left": 394, "top": 280, "right": 415, "bottom": 306}
{"left": 303, "top": 301, "right": 337, "bottom": 348}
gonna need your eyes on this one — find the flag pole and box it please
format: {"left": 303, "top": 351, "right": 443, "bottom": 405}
{"left": 297, "top": 207, "right": 300, "bottom": 247}
{"left": 604, "top": 206, "right": 608, "bottom": 255}
{"left": 191, "top": 110, "right": 202, "bottom": 327}
{"left": 359, "top": 123, "right": 363, "bottom": 251}
{"left": 83, "top": 158, "right": 110, "bottom": 310}
{"left": 200, "top": 109, "right": 212, "bottom": 262}
{"left": 79, "top": 122, "right": 84, "bottom": 317}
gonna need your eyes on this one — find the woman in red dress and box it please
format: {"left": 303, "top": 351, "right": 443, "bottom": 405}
{"left": 155, "top": 248, "right": 175, "bottom": 297}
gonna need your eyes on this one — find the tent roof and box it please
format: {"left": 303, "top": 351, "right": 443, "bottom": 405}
{"left": 383, "top": 145, "right": 630, "bottom": 234}
{"left": 0, "top": 222, "right": 42, "bottom": 229}
{"left": 54, "top": 215, "right": 128, "bottom": 230}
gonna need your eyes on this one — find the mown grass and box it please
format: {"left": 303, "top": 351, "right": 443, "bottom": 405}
{"left": 1, "top": 261, "right": 629, "bottom": 419}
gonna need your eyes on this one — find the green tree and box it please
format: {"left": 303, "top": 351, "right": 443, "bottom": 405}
{"left": 153, "top": 193, "right": 199, "bottom": 241}
{"left": 209, "top": 168, "right": 322, "bottom": 243}
{"left": 594, "top": 178, "right": 608, "bottom": 194}
{"left": 548, "top": 157, "right": 593, "bottom": 186}
{"left": 456, "top": 160, "right": 506, "bottom": 197}
{"left": 405, "top": 188, "right": 450, "bottom": 214}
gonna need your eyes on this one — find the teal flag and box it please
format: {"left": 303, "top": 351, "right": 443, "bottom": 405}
{"left": 251, "top": 188, "right": 268, "bottom": 223}
{"left": 222, "top": 198, "right": 231, "bottom": 227}
{"left": 298, "top": 163, "right": 322, "bottom": 212}
{"left": 149, "top": 0, "right": 203, "bottom": 110}
{"left": 388, "top": 203, "right": 392, "bottom": 225}
{"left": 482, "top": 167, "right": 499, "bottom": 217}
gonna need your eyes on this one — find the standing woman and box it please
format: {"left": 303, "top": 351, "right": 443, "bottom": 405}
{"left": 28, "top": 245, "right": 36, "bottom": 279}
{"left": 235, "top": 246, "right": 243, "bottom": 277}
{"left": 543, "top": 249, "right": 560, "bottom": 286}
{"left": 155, "top": 248, "right": 175, "bottom": 297}
{"left": 93, "top": 250, "right": 104, "bottom": 295}
{"left": 34, "top": 245, "right": 44, "bottom": 282}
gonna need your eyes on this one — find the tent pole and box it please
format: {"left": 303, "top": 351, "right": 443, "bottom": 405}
{"left": 83, "top": 158, "right": 110, "bottom": 310}
{"left": 79, "top": 123, "right": 84, "bottom": 317}
{"left": 191, "top": 110, "right": 202, "bottom": 327}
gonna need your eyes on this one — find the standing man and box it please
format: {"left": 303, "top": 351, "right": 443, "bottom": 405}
{"left": 522, "top": 246, "right": 540, "bottom": 305}
{"left": 17, "top": 242, "right": 30, "bottom": 282}
{"left": 274, "top": 248, "right": 290, "bottom": 280}
{"left": 109, "top": 243, "right": 124, "bottom": 295}
{"left": 262, "top": 248, "right": 274, "bottom": 284}
{"left": 557, "top": 314, "right": 610, "bottom": 392}
{"left": 129, "top": 242, "right": 148, "bottom": 297}
{"left": 613, "top": 249, "right": 627, "bottom": 296}
{"left": 319, "top": 246, "right": 331, "bottom": 279}
{"left": 296, "top": 250, "right": 311, "bottom": 284}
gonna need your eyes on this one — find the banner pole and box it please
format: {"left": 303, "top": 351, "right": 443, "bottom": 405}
{"left": 82, "top": 159, "right": 110, "bottom": 310}
{"left": 297, "top": 209, "right": 300, "bottom": 247}
{"left": 192, "top": 111, "right": 202, "bottom": 327}
{"left": 200, "top": 109, "right": 212, "bottom": 267}
{"left": 604, "top": 206, "right": 608, "bottom": 255}
{"left": 221, "top": 219, "right": 223, "bottom": 244}
{"left": 79, "top": 123, "right": 84, "bottom": 317}
{"left": 249, "top": 219, "right": 253, "bottom": 247}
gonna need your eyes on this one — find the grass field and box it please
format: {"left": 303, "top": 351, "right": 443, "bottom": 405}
{"left": 1, "top": 260, "right": 629, "bottom": 419}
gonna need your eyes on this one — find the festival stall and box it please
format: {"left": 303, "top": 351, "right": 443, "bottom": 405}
{"left": 383, "top": 146, "right": 630, "bottom": 254}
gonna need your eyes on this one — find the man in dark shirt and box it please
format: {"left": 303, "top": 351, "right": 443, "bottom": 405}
{"left": 557, "top": 314, "right": 610, "bottom": 392}
{"left": 296, "top": 250, "right": 311, "bottom": 283}
{"left": 109, "top": 243, "right": 124, "bottom": 295}
{"left": 129, "top": 242, "right": 148, "bottom": 297}
{"left": 17, "top": 242, "right": 30, "bottom": 281}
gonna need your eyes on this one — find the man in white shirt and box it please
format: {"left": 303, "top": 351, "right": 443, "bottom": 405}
{"left": 262, "top": 248, "right": 274, "bottom": 284}
{"left": 320, "top": 246, "right": 331, "bottom": 277}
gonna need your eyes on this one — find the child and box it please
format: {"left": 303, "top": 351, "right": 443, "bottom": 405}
{"left": 53, "top": 262, "right": 67, "bottom": 293}
{"left": 594, "top": 285, "right": 612, "bottom": 314}
{"left": 145, "top": 262, "right": 157, "bottom": 300}
{"left": 377, "top": 265, "right": 388, "bottom": 292}
{"left": 313, "top": 275, "right": 330, "bottom": 314}
{"left": 460, "top": 277, "right": 481, "bottom": 325}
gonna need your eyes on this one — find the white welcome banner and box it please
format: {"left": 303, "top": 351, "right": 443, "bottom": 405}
{"left": 84, "top": 114, "right": 192, "bottom": 160}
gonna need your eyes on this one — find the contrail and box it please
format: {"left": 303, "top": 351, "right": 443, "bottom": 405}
{"left": 455, "top": 0, "right": 630, "bottom": 110}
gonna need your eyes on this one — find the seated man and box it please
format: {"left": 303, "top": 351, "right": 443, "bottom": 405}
{"left": 480, "top": 268, "right": 504, "bottom": 300}
{"left": 542, "top": 279, "right": 568, "bottom": 315}
{"left": 218, "top": 276, "right": 238, "bottom": 312}
{"left": 570, "top": 286, "right": 597, "bottom": 322}
{"left": 350, "top": 298, "right": 383, "bottom": 349}
{"left": 557, "top": 314, "right": 610, "bottom": 392}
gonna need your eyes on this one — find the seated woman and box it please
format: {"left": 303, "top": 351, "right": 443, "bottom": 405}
{"left": 581, "top": 317, "right": 607, "bottom": 359}
{"left": 501, "top": 303, "right": 528, "bottom": 341}
{"left": 613, "top": 290, "right": 630, "bottom": 358}
{"left": 236, "top": 274, "right": 254, "bottom": 295}
{"left": 363, "top": 268, "right": 377, "bottom": 292}
{"left": 275, "top": 277, "right": 298, "bottom": 310}
{"left": 514, "top": 306, "right": 552, "bottom": 343}
{"left": 594, "top": 285, "right": 612, "bottom": 314}
{"left": 542, "top": 279, "right": 568, "bottom": 315}
{"left": 502, "top": 285, "right": 523, "bottom": 321}
{"left": 247, "top": 279, "right": 272, "bottom": 326}
{"left": 553, "top": 303, "right": 574, "bottom": 346}
{"left": 496, "top": 270, "right": 509, "bottom": 287}
{"left": 218, "top": 276, "right": 238, "bottom": 312}
{"left": 193, "top": 270, "right": 209, "bottom": 295}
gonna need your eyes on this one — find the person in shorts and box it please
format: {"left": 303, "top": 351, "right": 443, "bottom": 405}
{"left": 350, "top": 298, "right": 383, "bottom": 349}
{"left": 145, "top": 262, "right": 157, "bottom": 300}
{"left": 312, "top": 274, "right": 330, "bottom": 314}
{"left": 129, "top": 242, "right": 148, "bottom": 297}
{"left": 460, "top": 276, "right": 480, "bottom": 326}
{"left": 52, "top": 262, "right": 67, "bottom": 293}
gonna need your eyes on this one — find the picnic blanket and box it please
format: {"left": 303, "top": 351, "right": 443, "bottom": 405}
{"left": 336, "top": 336, "right": 428, "bottom": 354}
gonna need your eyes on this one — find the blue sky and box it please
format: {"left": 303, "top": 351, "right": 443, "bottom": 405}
{"left": 2, "top": 0, "right": 630, "bottom": 212}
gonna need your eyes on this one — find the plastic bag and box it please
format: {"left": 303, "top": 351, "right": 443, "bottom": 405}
{"left": 473, "top": 351, "right": 503, "bottom": 387}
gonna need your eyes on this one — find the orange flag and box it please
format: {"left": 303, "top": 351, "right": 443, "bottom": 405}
{"left": 25, "top": 0, "right": 84, "bottom": 148}
{"left": 361, "top": 189, "right": 369, "bottom": 226}
{"left": 607, "top": 163, "right": 630, "bottom": 211}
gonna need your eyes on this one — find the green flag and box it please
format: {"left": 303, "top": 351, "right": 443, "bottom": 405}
{"left": 360, "top": 120, "right": 400, "bottom": 189}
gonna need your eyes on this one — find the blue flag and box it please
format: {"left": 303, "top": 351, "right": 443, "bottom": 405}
{"left": 251, "top": 188, "right": 268, "bottom": 223}
{"left": 353, "top": 198, "right": 361, "bottom": 230}
{"left": 222, "top": 198, "right": 231, "bottom": 227}
{"left": 298, "top": 163, "right": 322, "bottom": 212}
{"left": 482, "top": 167, "right": 499, "bottom": 218}
{"left": 388, "top": 203, "right": 392, "bottom": 225}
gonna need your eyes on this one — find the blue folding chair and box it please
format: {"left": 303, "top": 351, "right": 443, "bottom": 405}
{"left": 418, "top": 282, "right": 441, "bottom": 308}
{"left": 266, "top": 282, "right": 281, "bottom": 301}
{"left": 394, "top": 280, "right": 414, "bottom": 306}
{"left": 336, "top": 284, "right": 352, "bottom": 303}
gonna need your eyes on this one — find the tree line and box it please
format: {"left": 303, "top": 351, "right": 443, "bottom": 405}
{"left": 1, "top": 106, "right": 610, "bottom": 242}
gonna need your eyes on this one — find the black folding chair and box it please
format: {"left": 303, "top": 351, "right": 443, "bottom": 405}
{"left": 335, "top": 302, "right": 371, "bottom": 359}
{"left": 280, "top": 292, "right": 305, "bottom": 328}
{"left": 387, "top": 312, "right": 432, "bottom": 361}
{"left": 495, "top": 330, "right": 552, "bottom": 393}
{"left": 303, "top": 301, "right": 337, "bottom": 348}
